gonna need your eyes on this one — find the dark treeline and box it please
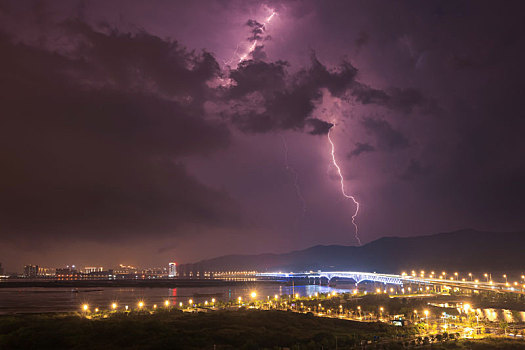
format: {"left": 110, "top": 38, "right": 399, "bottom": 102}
{"left": 1, "top": 309, "right": 525, "bottom": 349}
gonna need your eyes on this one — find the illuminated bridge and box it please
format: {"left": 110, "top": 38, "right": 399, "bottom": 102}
{"left": 258, "top": 271, "right": 405, "bottom": 285}
{"left": 256, "top": 271, "right": 525, "bottom": 295}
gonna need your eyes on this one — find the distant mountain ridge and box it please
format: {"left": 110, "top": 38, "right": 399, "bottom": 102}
{"left": 179, "top": 229, "right": 525, "bottom": 274}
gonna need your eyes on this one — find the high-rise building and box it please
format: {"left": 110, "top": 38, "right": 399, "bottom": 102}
{"left": 168, "top": 262, "right": 177, "bottom": 277}
{"left": 23, "top": 265, "right": 39, "bottom": 278}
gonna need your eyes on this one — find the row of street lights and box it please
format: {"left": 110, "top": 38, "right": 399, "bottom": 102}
{"left": 403, "top": 271, "right": 525, "bottom": 285}
{"left": 81, "top": 297, "right": 221, "bottom": 313}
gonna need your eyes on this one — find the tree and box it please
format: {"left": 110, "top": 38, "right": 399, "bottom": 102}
{"left": 499, "top": 320, "right": 509, "bottom": 335}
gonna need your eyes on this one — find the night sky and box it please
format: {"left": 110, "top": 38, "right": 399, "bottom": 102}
{"left": 1, "top": 0, "right": 524, "bottom": 271}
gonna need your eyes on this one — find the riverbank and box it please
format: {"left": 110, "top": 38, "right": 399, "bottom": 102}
{"left": 0, "top": 278, "right": 273, "bottom": 288}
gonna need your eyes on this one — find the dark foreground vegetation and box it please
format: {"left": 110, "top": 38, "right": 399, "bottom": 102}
{"left": 0, "top": 309, "right": 523, "bottom": 349}
{"left": 425, "top": 339, "right": 525, "bottom": 349}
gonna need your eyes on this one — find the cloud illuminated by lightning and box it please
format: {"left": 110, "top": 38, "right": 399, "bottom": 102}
{"left": 237, "top": 10, "right": 276, "bottom": 63}
{"left": 327, "top": 125, "right": 362, "bottom": 246}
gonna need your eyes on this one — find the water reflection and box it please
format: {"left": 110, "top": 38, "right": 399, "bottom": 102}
{"left": 0, "top": 284, "right": 349, "bottom": 314}
{"left": 477, "top": 308, "right": 525, "bottom": 322}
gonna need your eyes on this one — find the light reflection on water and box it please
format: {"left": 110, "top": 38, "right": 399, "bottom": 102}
{"left": 2, "top": 285, "right": 524, "bottom": 322}
{"left": 0, "top": 284, "right": 348, "bottom": 314}
{"left": 477, "top": 308, "right": 525, "bottom": 322}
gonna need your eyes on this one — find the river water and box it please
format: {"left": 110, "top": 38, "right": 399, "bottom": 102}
{"left": 0, "top": 284, "right": 347, "bottom": 314}
{"left": 2, "top": 283, "right": 524, "bottom": 323}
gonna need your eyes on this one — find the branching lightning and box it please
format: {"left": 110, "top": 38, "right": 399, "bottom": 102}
{"left": 226, "top": 9, "right": 362, "bottom": 245}
{"left": 280, "top": 135, "right": 307, "bottom": 224}
{"left": 237, "top": 10, "right": 276, "bottom": 63}
{"left": 327, "top": 126, "right": 362, "bottom": 246}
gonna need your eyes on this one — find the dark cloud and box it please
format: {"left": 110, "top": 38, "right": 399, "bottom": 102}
{"left": 348, "top": 142, "right": 376, "bottom": 158}
{"left": 0, "top": 23, "right": 241, "bottom": 242}
{"left": 350, "top": 83, "right": 390, "bottom": 105}
{"left": 306, "top": 119, "right": 333, "bottom": 135}
{"left": 400, "top": 159, "right": 429, "bottom": 181}
{"left": 62, "top": 20, "right": 220, "bottom": 104}
{"left": 350, "top": 84, "right": 437, "bottom": 115}
{"left": 224, "top": 54, "right": 361, "bottom": 133}
{"left": 250, "top": 44, "right": 267, "bottom": 61}
{"left": 354, "top": 31, "right": 369, "bottom": 51}
{"left": 227, "top": 60, "right": 287, "bottom": 99}
{"left": 246, "top": 19, "right": 267, "bottom": 42}
{"left": 386, "top": 87, "right": 439, "bottom": 115}
{"left": 361, "top": 117, "right": 410, "bottom": 151}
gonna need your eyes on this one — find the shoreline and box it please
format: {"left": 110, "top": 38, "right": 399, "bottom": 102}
{"left": 0, "top": 278, "right": 284, "bottom": 288}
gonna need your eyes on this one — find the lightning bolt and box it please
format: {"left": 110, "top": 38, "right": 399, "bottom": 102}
{"left": 237, "top": 10, "right": 276, "bottom": 63}
{"left": 327, "top": 126, "right": 362, "bottom": 246}
{"left": 280, "top": 135, "right": 307, "bottom": 225}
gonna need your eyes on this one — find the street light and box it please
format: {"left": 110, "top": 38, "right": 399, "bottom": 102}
{"left": 138, "top": 301, "right": 144, "bottom": 309}
{"left": 111, "top": 303, "right": 117, "bottom": 310}
{"left": 424, "top": 310, "right": 429, "bottom": 323}
{"left": 189, "top": 299, "right": 193, "bottom": 306}
{"left": 463, "top": 303, "right": 471, "bottom": 313}
{"left": 164, "top": 300, "right": 170, "bottom": 307}
{"left": 82, "top": 304, "right": 89, "bottom": 312}
{"left": 250, "top": 291, "right": 257, "bottom": 299}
